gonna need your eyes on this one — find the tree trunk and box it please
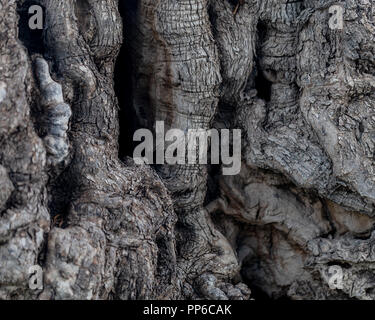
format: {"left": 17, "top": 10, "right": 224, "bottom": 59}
{"left": 1, "top": 0, "right": 375, "bottom": 300}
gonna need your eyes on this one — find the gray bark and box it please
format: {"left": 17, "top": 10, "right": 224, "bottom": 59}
{"left": 0, "top": 0, "right": 375, "bottom": 300}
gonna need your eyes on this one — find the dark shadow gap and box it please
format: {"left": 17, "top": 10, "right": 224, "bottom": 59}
{"left": 254, "top": 70, "right": 272, "bottom": 103}
{"left": 254, "top": 21, "right": 272, "bottom": 102}
{"left": 115, "top": 0, "right": 140, "bottom": 160}
{"left": 17, "top": 0, "right": 44, "bottom": 55}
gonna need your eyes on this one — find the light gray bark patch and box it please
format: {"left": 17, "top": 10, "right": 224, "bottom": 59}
{"left": 34, "top": 57, "right": 72, "bottom": 167}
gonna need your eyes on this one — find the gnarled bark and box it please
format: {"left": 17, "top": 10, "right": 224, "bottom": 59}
{"left": 1, "top": 0, "right": 375, "bottom": 300}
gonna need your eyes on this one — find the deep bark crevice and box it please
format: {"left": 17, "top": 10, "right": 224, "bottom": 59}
{"left": 115, "top": 0, "right": 140, "bottom": 159}
{"left": 17, "top": 0, "right": 44, "bottom": 56}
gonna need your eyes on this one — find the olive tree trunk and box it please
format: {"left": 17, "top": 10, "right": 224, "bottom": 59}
{"left": 1, "top": 0, "right": 375, "bottom": 300}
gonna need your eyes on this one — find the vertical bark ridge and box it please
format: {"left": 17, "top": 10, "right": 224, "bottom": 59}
{"left": 36, "top": 0, "right": 177, "bottom": 300}
{"left": 0, "top": 0, "right": 50, "bottom": 299}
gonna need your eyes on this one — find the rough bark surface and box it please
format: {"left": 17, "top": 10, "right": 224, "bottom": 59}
{"left": 1, "top": 0, "right": 375, "bottom": 300}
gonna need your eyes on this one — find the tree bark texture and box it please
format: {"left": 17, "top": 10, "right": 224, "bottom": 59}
{"left": 1, "top": 0, "right": 375, "bottom": 299}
